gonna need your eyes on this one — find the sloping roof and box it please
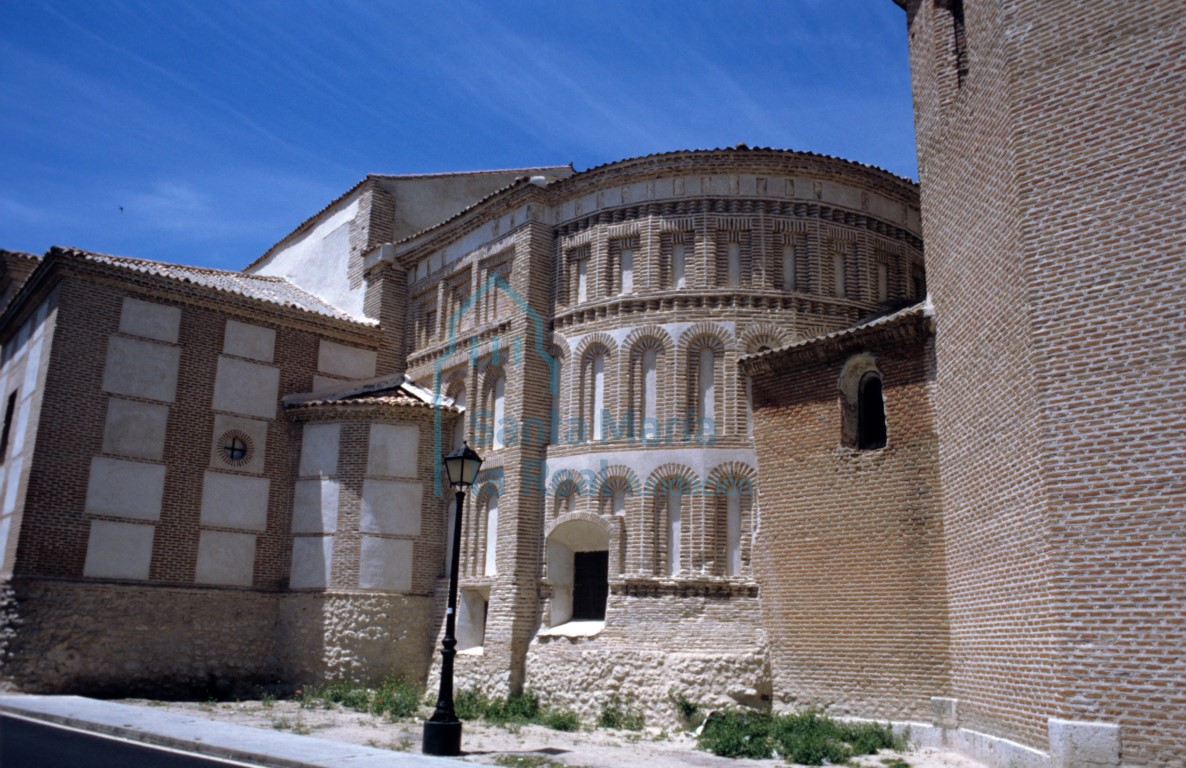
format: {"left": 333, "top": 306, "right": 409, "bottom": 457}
{"left": 740, "top": 299, "right": 933, "bottom": 374}
{"left": 283, "top": 373, "right": 459, "bottom": 411}
{"left": 249, "top": 165, "right": 573, "bottom": 270}
{"left": 57, "top": 247, "right": 367, "bottom": 324}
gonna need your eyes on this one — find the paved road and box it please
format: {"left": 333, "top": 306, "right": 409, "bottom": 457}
{"left": 0, "top": 712, "right": 263, "bottom": 768}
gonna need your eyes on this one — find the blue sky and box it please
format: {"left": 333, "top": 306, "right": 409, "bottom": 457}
{"left": 0, "top": 1, "right": 915, "bottom": 271}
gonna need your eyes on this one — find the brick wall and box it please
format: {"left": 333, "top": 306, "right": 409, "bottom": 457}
{"left": 906, "top": 0, "right": 1186, "bottom": 762}
{"left": 747, "top": 310, "right": 949, "bottom": 721}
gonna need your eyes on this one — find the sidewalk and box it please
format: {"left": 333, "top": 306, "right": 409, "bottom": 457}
{"left": 0, "top": 695, "right": 461, "bottom": 767}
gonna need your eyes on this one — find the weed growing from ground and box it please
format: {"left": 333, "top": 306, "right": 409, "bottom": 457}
{"left": 492, "top": 756, "right": 565, "bottom": 768}
{"left": 596, "top": 694, "right": 645, "bottom": 731}
{"left": 697, "top": 708, "right": 903, "bottom": 766}
{"left": 298, "top": 677, "right": 423, "bottom": 719}
{"left": 452, "top": 688, "right": 581, "bottom": 732}
{"left": 669, "top": 690, "right": 703, "bottom": 729}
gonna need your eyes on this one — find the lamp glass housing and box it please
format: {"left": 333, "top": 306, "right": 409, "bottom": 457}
{"left": 442, "top": 442, "right": 483, "bottom": 488}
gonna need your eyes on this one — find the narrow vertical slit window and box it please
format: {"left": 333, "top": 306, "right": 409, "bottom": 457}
{"left": 877, "top": 263, "right": 889, "bottom": 303}
{"left": 492, "top": 375, "right": 506, "bottom": 450}
{"left": 726, "top": 488, "right": 741, "bottom": 577}
{"left": 641, "top": 348, "right": 658, "bottom": 439}
{"left": 858, "top": 373, "right": 888, "bottom": 450}
{"left": 484, "top": 493, "right": 499, "bottom": 576}
{"left": 620, "top": 248, "right": 634, "bottom": 294}
{"left": 0, "top": 391, "right": 16, "bottom": 462}
{"left": 727, "top": 242, "right": 741, "bottom": 288}
{"left": 667, "top": 489, "right": 682, "bottom": 575}
{"left": 782, "top": 245, "right": 796, "bottom": 291}
{"left": 698, "top": 347, "right": 716, "bottom": 439}
{"left": 576, "top": 259, "right": 590, "bottom": 303}
{"left": 833, "top": 251, "right": 847, "bottom": 297}
{"left": 591, "top": 354, "right": 605, "bottom": 441}
{"left": 672, "top": 243, "right": 687, "bottom": 289}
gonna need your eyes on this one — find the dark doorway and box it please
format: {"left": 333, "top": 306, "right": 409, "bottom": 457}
{"left": 571, "top": 550, "right": 608, "bottom": 620}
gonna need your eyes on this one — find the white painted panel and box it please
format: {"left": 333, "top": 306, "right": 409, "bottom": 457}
{"left": 367, "top": 423, "right": 419, "bottom": 478}
{"left": 0, "top": 456, "right": 21, "bottom": 516}
{"left": 292, "top": 478, "right": 339, "bottom": 534}
{"left": 102, "top": 398, "right": 169, "bottom": 461}
{"left": 311, "top": 374, "right": 348, "bottom": 392}
{"left": 317, "top": 340, "right": 377, "bottom": 379}
{"left": 358, "top": 536, "right": 413, "bottom": 591}
{"left": 85, "top": 456, "right": 166, "bottom": 521}
{"left": 20, "top": 337, "right": 43, "bottom": 394}
{"left": 213, "top": 356, "right": 280, "bottom": 419}
{"left": 200, "top": 471, "right": 270, "bottom": 531}
{"left": 120, "top": 298, "right": 180, "bottom": 343}
{"left": 0, "top": 514, "right": 12, "bottom": 575}
{"left": 102, "top": 336, "right": 180, "bottom": 402}
{"left": 195, "top": 530, "right": 256, "bottom": 586}
{"left": 290, "top": 536, "right": 333, "bottom": 589}
{"left": 83, "top": 520, "right": 154, "bottom": 580}
{"left": 299, "top": 422, "right": 340, "bottom": 477}
{"left": 223, "top": 319, "right": 276, "bottom": 362}
{"left": 360, "top": 479, "right": 422, "bottom": 536}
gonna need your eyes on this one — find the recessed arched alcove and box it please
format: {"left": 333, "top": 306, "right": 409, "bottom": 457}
{"left": 545, "top": 515, "right": 610, "bottom": 630}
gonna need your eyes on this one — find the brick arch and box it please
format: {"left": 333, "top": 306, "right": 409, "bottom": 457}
{"left": 676, "top": 321, "right": 732, "bottom": 355}
{"left": 643, "top": 463, "right": 703, "bottom": 496}
{"left": 705, "top": 461, "right": 758, "bottom": 496}
{"left": 548, "top": 468, "right": 590, "bottom": 497}
{"left": 739, "top": 323, "right": 792, "bottom": 355}
{"left": 704, "top": 462, "right": 758, "bottom": 577}
{"left": 622, "top": 324, "right": 675, "bottom": 355}
{"left": 678, "top": 324, "right": 731, "bottom": 440}
{"left": 546, "top": 510, "right": 611, "bottom": 540}
{"left": 572, "top": 331, "right": 618, "bottom": 360}
{"left": 596, "top": 464, "right": 642, "bottom": 497}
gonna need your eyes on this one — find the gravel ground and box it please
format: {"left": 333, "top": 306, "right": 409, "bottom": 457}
{"left": 122, "top": 698, "right": 988, "bottom": 768}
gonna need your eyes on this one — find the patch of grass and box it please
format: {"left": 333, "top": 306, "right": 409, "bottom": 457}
{"left": 698, "top": 708, "right": 903, "bottom": 766}
{"left": 543, "top": 709, "right": 581, "bottom": 732}
{"left": 493, "top": 756, "right": 566, "bottom": 768}
{"left": 371, "top": 677, "right": 422, "bottom": 719}
{"left": 596, "top": 694, "right": 645, "bottom": 731}
{"left": 297, "top": 677, "right": 423, "bottom": 719}
{"left": 453, "top": 688, "right": 580, "bottom": 731}
{"left": 881, "top": 759, "right": 911, "bottom": 768}
{"left": 270, "top": 714, "right": 311, "bottom": 735}
{"left": 261, "top": 693, "right": 275, "bottom": 709}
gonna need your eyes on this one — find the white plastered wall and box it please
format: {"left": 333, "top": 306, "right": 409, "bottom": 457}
{"left": 83, "top": 297, "right": 180, "bottom": 580}
{"left": 0, "top": 288, "right": 60, "bottom": 578}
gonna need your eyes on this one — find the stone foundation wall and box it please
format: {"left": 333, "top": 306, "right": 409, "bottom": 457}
{"left": 277, "top": 591, "right": 437, "bottom": 687}
{"left": 0, "top": 578, "right": 280, "bottom": 696}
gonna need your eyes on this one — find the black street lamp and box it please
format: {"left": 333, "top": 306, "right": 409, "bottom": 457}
{"left": 423, "top": 441, "right": 484, "bottom": 756}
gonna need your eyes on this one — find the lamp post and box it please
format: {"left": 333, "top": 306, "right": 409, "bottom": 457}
{"left": 423, "top": 441, "right": 484, "bottom": 756}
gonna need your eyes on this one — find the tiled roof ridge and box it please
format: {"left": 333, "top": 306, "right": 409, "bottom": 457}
{"left": 740, "top": 299, "right": 932, "bottom": 367}
{"left": 0, "top": 249, "right": 42, "bottom": 261}
{"left": 52, "top": 246, "right": 371, "bottom": 325}
{"left": 392, "top": 146, "right": 918, "bottom": 251}
{"left": 575, "top": 146, "right": 918, "bottom": 187}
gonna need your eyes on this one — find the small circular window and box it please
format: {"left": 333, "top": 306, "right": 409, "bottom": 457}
{"left": 217, "top": 429, "right": 254, "bottom": 467}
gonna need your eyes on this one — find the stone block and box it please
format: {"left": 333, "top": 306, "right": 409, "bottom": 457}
{"left": 84, "top": 456, "right": 166, "bottom": 521}
{"left": 102, "top": 398, "right": 169, "bottom": 461}
{"left": 102, "top": 336, "right": 180, "bottom": 402}
{"left": 358, "top": 536, "right": 413, "bottom": 591}
{"left": 199, "top": 471, "right": 270, "bottom": 531}
{"left": 119, "top": 297, "right": 180, "bottom": 343}
{"left": 292, "top": 478, "right": 339, "bottom": 534}
{"left": 360, "top": 479, "right": 421, "bottom": 535}
{"left": 318, "top": 340, "right": 376, "bottom": 379}
{"left": 290, "top": 536, "right": 333, "bottom": 589}
{"left": 223, "top": 319, "right": 275, "bottom": 362}
{"left": 212, "top": 356, "right": 280, "bottom": 419}
{"left": 83, "top": 520, "right": 154, "bottom": 580}
{"left": 195, "top": 530, "right": 256, "bottom": 586}
{"left": 366, "top": 423, "right": 418, "bottom": 478}
{"left": 931, "top": 696, "right": 959, "bottom": 728}
{"left": 1049, "top": 718, "right": 1121, "bottom": 768}
{"left": 299, "top": 422, "right": 340, "bottom": 477}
